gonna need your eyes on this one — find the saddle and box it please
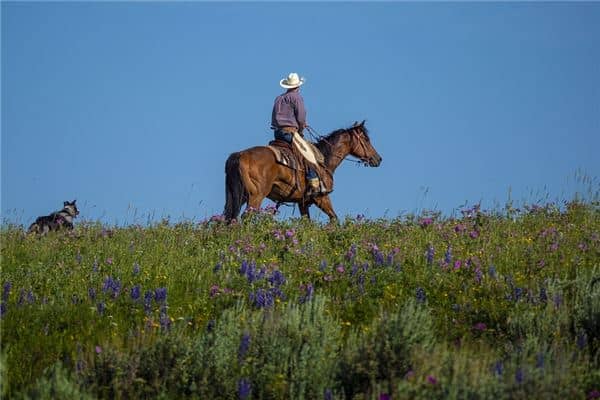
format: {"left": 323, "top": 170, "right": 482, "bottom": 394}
{"left": 268, "top": 139, "right": 302, "bottom": 171}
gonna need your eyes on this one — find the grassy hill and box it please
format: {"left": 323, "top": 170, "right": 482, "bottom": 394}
{"left": 1, "top": 201, "right": 599, "bottom": 399}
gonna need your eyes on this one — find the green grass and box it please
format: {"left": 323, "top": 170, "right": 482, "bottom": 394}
{"left": 1, "top": 200, "right": 599, "bottom": 399}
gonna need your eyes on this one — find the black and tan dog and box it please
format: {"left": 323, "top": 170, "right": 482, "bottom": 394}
{"left": 28, "top": 200, "right": 79, "bottom": 235}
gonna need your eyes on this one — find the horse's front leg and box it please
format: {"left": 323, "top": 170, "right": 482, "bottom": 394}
{"left": 299, "top": 202, "right": 311, "bottom": 219}
{"left": 313, "top": 195, "right": 338, "bottom": 223}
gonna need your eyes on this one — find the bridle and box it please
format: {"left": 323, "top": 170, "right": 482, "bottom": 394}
{"left": 306, "top": 125, "right": 372, "bottom": 165}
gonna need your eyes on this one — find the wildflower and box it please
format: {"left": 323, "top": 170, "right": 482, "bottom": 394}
{"left": 323, "top": 274, "right": 334, "bottom": 282}
{"left": 17, "top": 289, "right": 25, "bottom": 306}
{"left": 535, "top": 353, "right": 544, "bottom": 369}
{"left": 299, "top": 283, "right": 314, "bottom": 304}
{"left": 238, "top": 378, "right": 251, "bottom": 399}
{"left": 213, "top": 262, "right": 222, "bottom": 273}
{"left": 488, "top": 265, "right": 497, "bottom": 279}
{"left": 249, "top": 288, "right": 273, "bottom": 309}
{"left": 324, "top": 388, "right": 333, "bottom": 400}
{"left": 473, "top": 322, "right": 487, "bottom": 331}
{"left": 2, "top": 282, "right": 11, "bottom": 302}
{"left": 419, "top": 217, "right": 433, "bottom": 228}
{"left": 319, "top": 260, "right": 327, "bottom": 271}
{"left": 373, "top": 249, "right": 384, "bottom": 266}
{"left": 416, "top": 287, "right": 426, "bottom": 304}
{"left": 206, "top": 319, "right": 215, "bottom": 332}
{"left": 144, "top": 290, "right": 153, "bottom": 314}
{"left": 273, "top": 230, "right": 284, "bottom": 241}
{"left": 577, "top": 332, "right": 587, "bottom": 350}
{"left": 379, "top": 394, "right": 391, "bottom": 400}
{"left": 493, "top": 361, "right": 503, "bottom": 376}
{"left": 159, "top": 305, "right": 171, "bottom": 331}
{"left": 285, "top": 229, "right": 295, "bottom": 239}
{"left": 133, "top": 262, "right": 141, "bottom": 275}
{"left": 453, "top": 260, "right": 462, "bottom": 271}
{"left": 106, "top": 257, "right": 113, "bottom": 265}
{"left": 454, "top": 224, "right": 466, "bottom": 233}
{"left": 356, "top": 213, "right": 365, "bottom": 221}
{"left": 405, "top": 370, "right": 415, "bottom": 380}
{"left": 553, "top": 294, "right": 563, "bottom": 309}
{"left": 425, "top": 245, "right": 434, "bottom": 265}
{"left": 92, "top": 259, "right": 98, "bottom": 272}
{"left": 88, "top": 287, "right": 96, "bottom": 301}
{"left": 76, "top": 252, "right": 83, "bottom": 264}
{"left": 588, "top": 390, "right": 600, "bottom": 399}
{"left": 97, "top": 302, "right": 106, "bottom": 315}
{"left": 444, "top": 246, "right": 452, "bottom": 264}
{"left": 474, "top": 267, "right": 482, "bottom": 284}
{"left": 210, "top": 285, "right": 220, "bottom": 298}
{"left": 336, "top": 265, "right": 345, "bottom": 274}
{"left": 427, "top": 375, "right": 438, "bottom": 385}
{"left": 154, "top": 287, "right": 167, "bottom": 303}
{"left": 0, "top": 302, "right": 6, "bottom": 318}
{"left": 539, "top": 288, "right": 548, "bottom": 303}
{"left": 239, "top": 260, "right": 249, "bottom": 275}
{"left": 130, "top": 285, "right": 141, "bottom": 301}
{"left": 268, "top": 270, "right": 286, "bottom": 287}
{"left": 515, "top": 368, "right": 524, "bottom": 384}
{"left": 514, "top": 287, "right": 523, "bottom": 301}
{"left": 346, "top": 244, "right": 357, "bottom": 261}
{"left": 95, "top": 346, "right": 102, "bottom": 354}
{"left": 469, "top": 230, "right": 479, "bottom": 239}
{"left": 550, "top": 242, "right": 559, "bottom": 252}
{"left": 102, "top": 276, "right": 121, "bottom": 298}
{"left": 238, "top": 332, "right": 251, "bottom": 362}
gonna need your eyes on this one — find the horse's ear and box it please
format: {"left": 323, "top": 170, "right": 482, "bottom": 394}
{"left": 64, "top": 201, "right": 69, "bottom": 207}
{"left": 360, "top": 120, "right": 366, "bottom": 126}
{"left": 352, "top": 121, "right": 358, "bottom": 127}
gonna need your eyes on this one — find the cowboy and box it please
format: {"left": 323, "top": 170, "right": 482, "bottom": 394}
{"left": 271, "top": 72, "right": 327, "bottom": 197}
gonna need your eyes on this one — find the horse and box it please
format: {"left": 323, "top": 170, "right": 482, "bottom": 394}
{"left": 223, "top": 120, "right": 382, "bottom": 222}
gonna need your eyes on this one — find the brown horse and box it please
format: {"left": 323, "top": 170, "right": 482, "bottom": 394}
{"left": 223, "top": 120, "right": 382, "bottom": 222}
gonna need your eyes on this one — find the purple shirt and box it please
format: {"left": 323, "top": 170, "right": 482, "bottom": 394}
{"left": 271, "top": 89, "right": 306, "bottom": 130}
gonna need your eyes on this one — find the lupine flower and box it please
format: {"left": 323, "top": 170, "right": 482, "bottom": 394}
{"left": 88, "top": 287, "right": 96, "bottom": 301}
{"left": 154, "top": 287, "right": 167, "bottom": 303}
{"left": 536, "top": 353, "right": 544, "bottom": 369}
{"left": 238, "top": 378, "right": 251, "bottom": 399}
{"left": 17, "top": 289, "right": 25, "bottom": 306}
{"left": 379, "top": 393, "right": 391, "bottom": 400}
{"left": 444, "top": 246, "right": 452, "bottom": 264}
{"left": 588, "top": 390, "right": 600, "bottom": 399}
{"left": 239, "top": 260, "right": 249, "bottom": 275}
{"left": 474, "top": 267, "right": 482, "bottom": 284}
{"left": 493, "top": 361, "right": 504, "bottom": 376}
{"left": 426, "top": 245, "right": 435, "bottom": 265}
{"left": 213, "top": 262, "right": 222, "bottom": 273}
{"left": 324, "top": 388, "right": 333, "bottom": 400}
{"left": 238, "top": 332, "right": 251, "bottom": 362}
{"left": 319, "top": 260, "right": 327, "bottom": 271}
{"left": 351, "top": 263, "right": 358, "bottom": 276}
{"left": 488, "top": 265, "right": 497, "bottom": 279}
{"left": 130, "top": 285, "right": 141, "bottom": 301}
{"left": 373, "top": 249, "right": 384, "bottom": 266}
{"left": 97, "top": 302, "right": 106, "bottom": 315}
{"left": 268, "top": 270, "right": 286, "bottom": 287}
{"left": 346, "top": 244, "right": 357, "bottom": 261}
{"left": 299, "top": 283, "right": 314, "bottom": 304}
{"left": 2, "top": 282, "right": 12, "bottom": 302}
{"left": 102, "top": 276, "right": 122, "bottom": 298}
{"left": 427, "top": 375, "right": 438, "bottom": 385}
{"left": 553, "top": 294, "right": 563, "bottom": 309}
{"left": 159, "top": 305, "right": 171, "bottom": 331}
{"left": 76, "top": 252, "right": 83, "bottom": 264}
{"left": 209, "top": 285, "right": 220, "bottom": 298}
{"left": 249, "top": 288, "right": 274, "bottom": 308}
{"left": 133, "top": 262, "right": 141, "bottom": 275}
{"left": 539, "top": 288, "right": 548, "bottom": 303}
{"left": 577, "top": 332, "right": 587, "bottom": 350}
{"left": 416, "top": 287, "right": 426, "bottom": 304}
{"left": 515, "top": 368, "right": 524, "bottom": 384}
{"left": 144, "top": 290, "right": 153, "bottom": 314}
{"left": 92, "top": 259, "right": 98, "bottom": 272}
{"left": 0, "top": 302, "right": 6, "bottom": 318}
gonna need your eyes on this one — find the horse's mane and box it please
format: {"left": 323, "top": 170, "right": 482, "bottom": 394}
{"left": 315, "top": 122, "right": 369, "bottom": 158}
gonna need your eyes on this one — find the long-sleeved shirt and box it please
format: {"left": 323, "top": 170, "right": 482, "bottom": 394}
{"left": 271, "top": 89, "right": 306, "bottom": 130}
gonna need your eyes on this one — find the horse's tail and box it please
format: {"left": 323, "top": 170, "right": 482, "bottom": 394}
{"left": 224, "top": 152, "right": 246, "bottom": 221}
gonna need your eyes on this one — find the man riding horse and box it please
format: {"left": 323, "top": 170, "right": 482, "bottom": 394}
{"left": 271, "top": 72, "right": 330, "bottom": 198}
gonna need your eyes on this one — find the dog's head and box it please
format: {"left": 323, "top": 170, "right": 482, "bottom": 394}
{"left": 63, "top": 200, "right": 80, "bottom": 217}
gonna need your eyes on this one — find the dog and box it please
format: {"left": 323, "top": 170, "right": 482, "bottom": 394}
{"left": 28, "top": 200, "right": 80, "bottom": 235}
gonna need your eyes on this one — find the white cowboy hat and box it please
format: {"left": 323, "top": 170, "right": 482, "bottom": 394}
{"left": 279, "top": 72, "right": 305, "bottom": 89}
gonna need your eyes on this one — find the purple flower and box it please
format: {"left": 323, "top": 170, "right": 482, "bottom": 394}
{"left": 515, "top": 368, "right": 524, "bottom": 384}
{"left": 88, "top": 287, "right": 96, "bottom": 301}
{"left": 133, "top": 262, "right": 141, "bottom": 275}
{"left": 238, "top": 332, "right": 251, "bottom": 362}
{"left": 469, "top": 230, "right": 479, "bottom": 239}
{"left": 336, "top": 265, "right": 345, "bottom": 274}
{"left": 102, "top": 276, "right": 121, "bottom": 298}
{"left": 488, "top": 265, "right": 497, "bottom": 279}
{"left": 474, "top": 267, "right": 482, "bottom": 284}
{"left": 159, "top": 305, "right": 171, "bottom": 331}
{"left": 577, "top": 332, "right": 587, "bottom": 350}
{"left": 154, "top": 287, "right": 167, "bottom": 303}
{"left": 17, "top": 289, "right": 25, "bottom": 306}
{"left": 346, "top": 244, "right": 357, "bottom": 261}
{"left": 213, "top": 262, "right": 222, "bottom": 273}
{"left": 473, "top": 322, "right": 487, "bottom": 331}
{"left": 419, "top": 217, "right": 433, "bottom": 228}
{"left": 268, "top": 270, "right": 286, "bottom": 287}
{"left": 324, "top": 388, "right": 333, "bottom": 400}
{"left": 427, "top": 375, "right": 438, "bottom": 385}
{"left": 416, "top": 287, "right": 426, "bottom": 304}
{"left": 535, "top": 353, "right": 544, "bottom": 369}
{"left": 539, "top": 288, "right": 548, "bottom": 303}
{"left": 239, "top": 260, "right": 249, "bottom": 275}
{"left": 95, "top": 346, "right": 102, "bottom": 354}
{"left": 285, "top": 229, "right": 295, "bottom": 239}
{"left": 97, "top": 302, "right": 106, "bottom": 315}
{"left": 299, "top": 283, "right": 314, "bottom": 304}
{"left": 493, "top": 361, "right": 503, "bottom": 376}
{"left": 425, "top": 245, "right": 434, "bottom": 265}
{"left": 444, "top": 246, "right": 452, "bottom": 264}
{"left": 0, "top": 302, "right": 6, "bottom": 318}
{"left": 319, "top": 260, "right": 327, "bottom": 271}
{"left": 2, "top": 282, "right": 12, "bottom": 302}
{"left": 210, "top": 285, "right": 221, "bottom": 298}
{"left": 144, "top": 290, "right": 153, "bottom": 314}
{"left": 588, "top": 390, "right": 600, "bottom": 400}
{"left": 130, "top": 285, "right": 141, "bottom": 301}
{"left": 105, "top": 257, "right": 113, "bottom": 265}
{"left": 238, "top": 378, "right": 251, "bottom": 399}
{"left": 379, "top": 393, "right": 391, "bottom": 400}
{"left": 453, "top": 260, "right": 462, "bottom": 271}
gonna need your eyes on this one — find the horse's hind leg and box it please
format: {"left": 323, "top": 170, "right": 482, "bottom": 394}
{"left": 314, "top": 195, "right": 338, "bottom": 223}
{"left": 299, "top": 202, "right": 311, "bottom": 219}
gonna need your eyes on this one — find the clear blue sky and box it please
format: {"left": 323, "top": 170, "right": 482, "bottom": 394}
{"left": 2, "top": 2, "right": 599, "bottom": 225}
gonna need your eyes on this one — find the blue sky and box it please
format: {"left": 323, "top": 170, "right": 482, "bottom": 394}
{"left": 2, "top": 2, "right": 599, "bottom": 225}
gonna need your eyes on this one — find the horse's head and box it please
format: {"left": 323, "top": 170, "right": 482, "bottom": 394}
{"left": 348, "top": 121, "right": 382, "bottom": 167}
